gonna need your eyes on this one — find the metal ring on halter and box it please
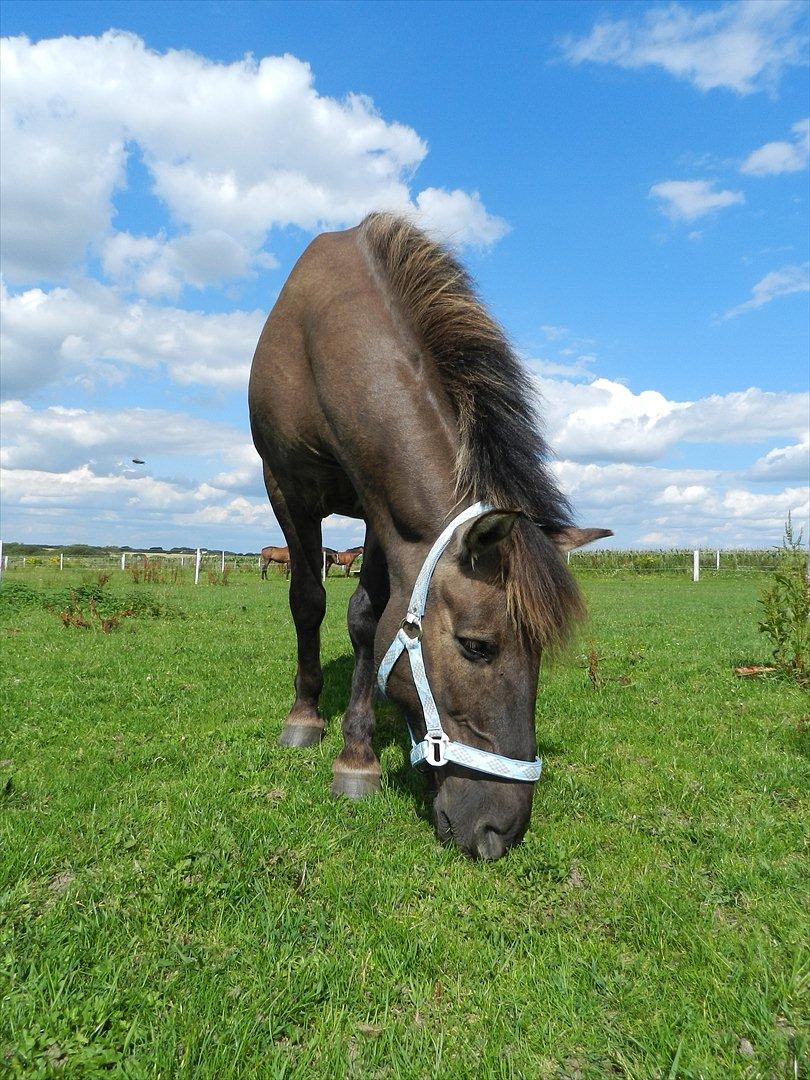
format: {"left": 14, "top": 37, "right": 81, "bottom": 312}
{"left": 400, "top": 613, "right": 422, "bottom": 640}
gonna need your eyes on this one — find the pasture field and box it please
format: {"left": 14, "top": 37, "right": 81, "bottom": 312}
{"left": 1, "top": 567, "right": 806, "bottom": 1079}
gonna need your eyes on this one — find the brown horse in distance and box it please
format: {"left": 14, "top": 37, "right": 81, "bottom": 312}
{"left": 249, "top": 213, "right": 610, "bottom": 860}
{"left": 266, "top": 545, "right": 354, "bottom": 579}
{"left": 325, "top": 546, "right": 363, "bottom": 576}
{"left": 260, "top": 545, "right": 290, "bottom": 579}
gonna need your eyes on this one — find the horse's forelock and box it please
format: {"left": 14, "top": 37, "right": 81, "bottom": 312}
{"left": 502, "top": 521, "right": 584, "bottom": 650}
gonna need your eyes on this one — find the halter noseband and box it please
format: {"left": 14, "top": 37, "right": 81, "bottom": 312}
{"left": 377, "top": 502, "right": 542, "bottom": 783}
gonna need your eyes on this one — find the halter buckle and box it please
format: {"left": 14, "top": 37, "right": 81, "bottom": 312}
{"left": 423, "top": 731, "right": 449, "bottom": 767}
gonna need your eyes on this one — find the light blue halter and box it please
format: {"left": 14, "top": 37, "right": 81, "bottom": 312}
{"left": 377, "top": 502, "right": 542, "bottom": 783}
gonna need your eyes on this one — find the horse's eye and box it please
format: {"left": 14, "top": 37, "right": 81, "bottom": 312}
{"left": 457, "top": 637, "right": 495, "bottom": 663}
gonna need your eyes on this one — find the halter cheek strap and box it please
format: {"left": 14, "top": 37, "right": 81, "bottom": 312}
{"left": 377, "top": 502, "right": 542, "bottom": 783}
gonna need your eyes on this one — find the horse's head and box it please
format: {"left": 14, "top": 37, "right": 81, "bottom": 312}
{"left": 378, "top": 509, "right": 611, "bottom": 860}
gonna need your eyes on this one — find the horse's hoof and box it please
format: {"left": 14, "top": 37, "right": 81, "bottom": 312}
{"left": 330, "top": 768, "right": 381, "bottom": 799}
{"left": 278, "top": 722, "right": 324, "bottom": 748}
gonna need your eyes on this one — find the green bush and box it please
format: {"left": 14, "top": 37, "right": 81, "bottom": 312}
{"left": 758, "top": 514, "right": 809, "bottom": 685}
{"left": 0, "top": 579, "right": 39, "bottom": 614}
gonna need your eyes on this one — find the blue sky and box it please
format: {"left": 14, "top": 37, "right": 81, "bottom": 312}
{"left": 1, "top": 0, "right": 808, "bottom": 550}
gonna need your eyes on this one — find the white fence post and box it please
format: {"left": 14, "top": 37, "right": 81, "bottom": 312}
{"left": 181, "top": 555, "right": 185, "bottom": 568}
{"left": 3, "top": 555, "right": 7, "bottom": 571}
{"left": 221, "top": 549, "right": 225, "bottom": 573}
{"left": 566, "top": 550, "right": 571, "bottom": 565}
{"left": 322, "top": 549, "right": 327, "bottom": 582}
{"left": 23, "top": 556, "right": 26, "bottom": 567}
{"left": 194, "top": 547, "right": 201, "bottom": 585}
{"left": 715, "top": 549, "right": 720, "bottom": 571}
{"left": 60, "top": 552, "right": 64, "bottom": 571}
{"left": 693, "top": 549, "right": 700, "bottom": 583}
{"left": 121, "top": 552, "right": 126, "bottom": 571}
{"left": 0, "top": 539, "right": 3, "bottom": 580}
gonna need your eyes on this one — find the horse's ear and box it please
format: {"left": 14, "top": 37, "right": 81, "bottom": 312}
{"left": 458, "top": 510, "right": 521, "bottom": 563}
{"left": 545, "top": 527, "right": 613, "bottom": 553}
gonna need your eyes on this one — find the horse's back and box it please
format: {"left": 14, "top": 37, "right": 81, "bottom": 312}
{"left": 249, "top": 227, "right": 368, "bottom": 430}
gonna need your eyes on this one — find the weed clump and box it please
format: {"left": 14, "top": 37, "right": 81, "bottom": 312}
{"left": 128, "top": 557, "right": 183, "bottom": 585}
{"left": 0, "top": 575, "right": 184, "bottom": 624}
{"left": 55, "top": 593, "right": 136, "bottom": 633}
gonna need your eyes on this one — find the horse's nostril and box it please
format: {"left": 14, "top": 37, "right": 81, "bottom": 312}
{"left": 475, "top": 827, "right": 507, "bottom": 861}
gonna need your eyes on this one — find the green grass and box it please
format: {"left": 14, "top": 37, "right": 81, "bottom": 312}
{"left": 1, "top": 568, "right": 806, "bottom": 1079}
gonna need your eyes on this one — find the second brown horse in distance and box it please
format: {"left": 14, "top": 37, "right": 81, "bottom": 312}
{"left": 324, "top": 546, "right": 363, "bottom": 577}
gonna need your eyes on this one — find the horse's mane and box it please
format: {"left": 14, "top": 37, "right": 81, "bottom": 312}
{"left": 360, "top": 212, "right": 583, "bottom": 647}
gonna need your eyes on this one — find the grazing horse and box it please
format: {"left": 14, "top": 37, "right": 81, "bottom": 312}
{"left": 327, "top": 546, "right": 364, "bottom": 576}
{"left": 322, "top": 547, "right": 340, "bottom": 576}
{"left": 260, "top": 545, "right": 290, "bottom": 579}
{"left": 249, "top": 214, "right": 610, "bottom": 860}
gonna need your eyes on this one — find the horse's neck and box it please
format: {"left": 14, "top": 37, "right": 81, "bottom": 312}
{"left": 358, "top": 392, "right": 463, "bottom": 591}
{"left": 385, "top": 387, "right": 468, "bottom": 589}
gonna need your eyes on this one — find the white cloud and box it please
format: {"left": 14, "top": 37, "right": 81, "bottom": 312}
{"left": 100, "top": 230, "right": 272, "bottom": 300}
{"left": 412, "top": 189, "right": 509, "bottom": 248}
{"left": 720, "top": 484, "right": 809, "bottom": 522}
{"left": 538, "top": 376, "right": 809, "bottom": 544}
{"left": 0, "top": 400, "right": 370, "bottom": 549}
{"left": 0, "top": 32, "right": 505, "bottom": 291}
{"left": 741, "top": 117, "right": 810, "bottom": 175}
{"left": 540, "top": 325, "right": 569, "bottom": 341}
{"left": 722, "top": 262, "right": 810, "bottom": 318}
{"left": 531, "top": 354, "right": 598, "bottom": 380}
{"left": 560, "top": 0, "right": 808, "bottom": 95}
{"left": 0, "top": 459, "right": 368, "bottom": 550}
{"left": 210, "top": 443, "right": 266, "bottom": 497}
{"left": 749, "top": 435, "right": 810, "bottom": 481}
{"left": 0, "top": 279, "right": 264, "bottom": 396}
{"left": 656, "top": 483, "right": 714, "bottom": 505}
{"left": 1, "top": 463, "right": 217, "bottom": 513}
{"left": 650, "top": 179, "right": 745, "bottom": 221}
{"left": 4, "top": 444, "right": 805, "bottom": 552}
{"left": 554, "top": 459, "right": 808, "bottom": 546}
{"left": 536, "top": 376, "right": 808, "bottom": 463}
{"left": 0, "top": 384, "right": 806, "bottom": 550}
{"left": 0, "top": 399, "right": 247, "bottom": 474}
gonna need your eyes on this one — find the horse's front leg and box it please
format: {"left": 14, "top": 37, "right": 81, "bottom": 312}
{"left": 331, "top": 528, "right": 389, "bottom": 798}
{"left": 263, "top": 471, "right": 327, "bottom": 747}
{"left": 281, "top": 528, "right": 326, "bottom": 745}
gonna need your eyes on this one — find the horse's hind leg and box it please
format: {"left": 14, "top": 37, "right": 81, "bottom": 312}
{"left": 263, "top": 467, "right": 326, "bottom": 747}
{"left": 331, "top": 526, "right": 389, "bottom": 798}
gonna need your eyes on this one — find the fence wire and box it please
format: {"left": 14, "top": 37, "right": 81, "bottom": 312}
{"left": 0, "top": 547, "right": 792, "bottom": 578}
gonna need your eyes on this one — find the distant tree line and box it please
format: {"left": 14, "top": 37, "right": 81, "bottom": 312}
{"left": 2, "top": 542, "right": 261, "bottom": 557}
